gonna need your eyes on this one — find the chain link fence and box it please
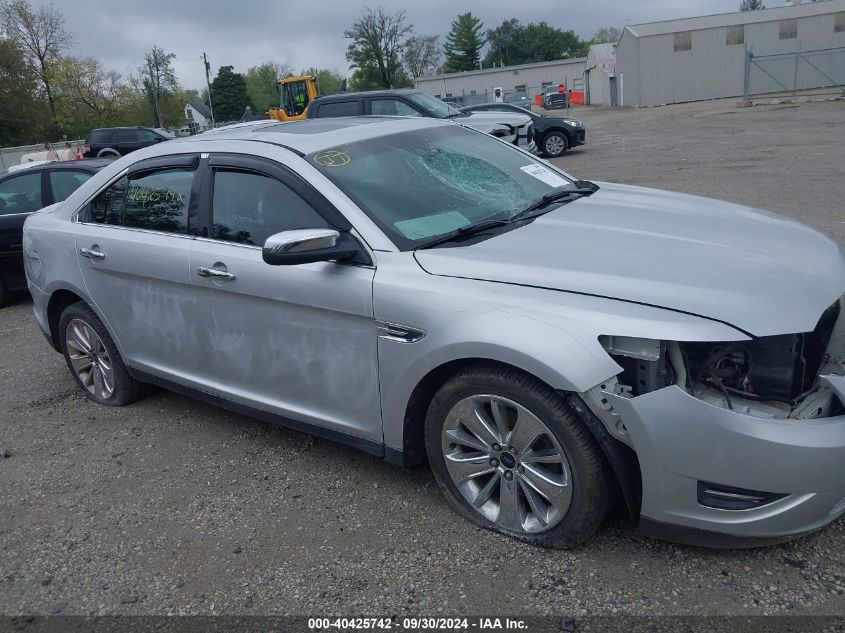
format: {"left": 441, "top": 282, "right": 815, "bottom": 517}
{"left": 744, "top": 46, "right": 845, "bottom": 101}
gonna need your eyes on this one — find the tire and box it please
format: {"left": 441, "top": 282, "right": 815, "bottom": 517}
{"left": 96, "top": 148, "right": 120, "bottom": 158}
{"left": 58, "top": 301, "right": 151, "bottom": 406}
{"left": 542, "top": 131, "right": 569, "bottom": 158}
{"left": 425, "top": 363, "right": 615, "bottom": 548}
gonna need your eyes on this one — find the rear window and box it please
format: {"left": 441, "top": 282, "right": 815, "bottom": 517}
{"left": 87, "top": 129, "right": 113, "bottom": 144}
{"left": 315, "top": 100, "right": 360, "bottom": 118}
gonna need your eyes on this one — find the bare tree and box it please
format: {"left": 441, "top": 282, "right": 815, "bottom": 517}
{"left": 0, "top": 0, "right": 69, "bottom": 120}
{"left": 403, "top": 34, "right": 441, "bottom": 79}
{"left": 139, "top": 46, "right": 177, "bottom": 127}
{"left": 53, "top": 56, "right": 125, "bottom": 125}
{"left": 345, "top": 7, "right": 413, "bottom": 88}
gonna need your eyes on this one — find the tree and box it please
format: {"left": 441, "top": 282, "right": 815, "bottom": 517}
{"left": 443, "top": 13, "right": 484, "bottom": 72}
{"left": 592, "top": 26, "right": 622, "bottom": 43}
{"left": 210, "top": 65, "right": 252, "bottom": 121}
{"left": 0, "top": 37, "right": 48, "bottom": 144}
{"left": 740, "top": 0, "right": 765, "bottom": 9}
{"left": 52, "top": 56, "right": 126, "bottom": 136}
{"left": 484, "top": 19, "right": 582, "bottom": 67}
{"left": 345, "top": 7, "right": 412, "bottom": 89}
{"left": 245, "top": 61, "right": 291, "bottom": 112}
{"left": 0, "top": 0, "right": 69, "bottom": 124}
{"left": 403, "top": 34, "right": 441, "bottom": 79}
{"left": 139, "top": 46, "right": 177, "bottom": 128}
{"left": 301, "top": 67, "right": 345, "bottom": 95}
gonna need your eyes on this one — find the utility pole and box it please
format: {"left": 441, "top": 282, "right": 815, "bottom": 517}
{"left": 203, "top": 52, "right": 216, "bottom": 126}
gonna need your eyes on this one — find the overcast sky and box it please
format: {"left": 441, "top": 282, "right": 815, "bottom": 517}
{"left": 41, "top": 0, "right": 756, "bottom": 89}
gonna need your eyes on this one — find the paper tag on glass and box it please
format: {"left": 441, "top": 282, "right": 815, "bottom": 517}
{"left": 520, "top": 164, "right": 572, "bottom": 188}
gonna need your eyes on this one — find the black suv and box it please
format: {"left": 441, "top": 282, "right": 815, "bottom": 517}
{"left": 460, "top": 102, "right": 586, "bottom": 158}
{"left": 0, "top": 159, "right": 111, "bottom": 305}
{"left": 83, "top": 126, "right": 170, "bottom": 158}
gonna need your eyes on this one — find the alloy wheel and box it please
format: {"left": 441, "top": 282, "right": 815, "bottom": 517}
{"left": 441, "top": 394, "right": 573, "bottom": 533}
{"left": 65, "top": 318, "right": 115, "bottom": 400}
{"left": 544, "top": 134, "right": 566, "bottom": 156}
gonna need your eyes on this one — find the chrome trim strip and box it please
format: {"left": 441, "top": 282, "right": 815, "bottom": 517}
{"left": 376, "top": 320, "right": 426, "bottom": 343}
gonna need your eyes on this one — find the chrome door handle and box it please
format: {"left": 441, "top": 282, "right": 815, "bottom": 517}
{"left": 79, "top": 247, "right": 105, "bottom": 260}
{"left": 196, "top": 266, "right": 236, "bottom": 280}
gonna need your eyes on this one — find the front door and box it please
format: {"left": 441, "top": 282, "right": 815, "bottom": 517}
{"left": 188, "top": 155, "right": 382, "bottom": 443}
{"left": 75, "top": 156, "right": 201, "bottom": 378}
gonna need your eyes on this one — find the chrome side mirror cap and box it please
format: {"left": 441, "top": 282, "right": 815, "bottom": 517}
{"left": 262, "top": 229, "right": 357, "bottom": 266}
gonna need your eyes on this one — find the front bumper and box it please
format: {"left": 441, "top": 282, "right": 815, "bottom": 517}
{"left": 606, "top": 378, "right": 845, "bottom": 545}
{"left": 570, "top": 128, "right": 586, "bottom": 147}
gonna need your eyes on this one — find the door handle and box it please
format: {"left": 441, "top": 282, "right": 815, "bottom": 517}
{"left": 196, "top": 266, "right": 236, "bottom": 280}
{"left": 79, "top": 247, "right": 105, "bottom": 260}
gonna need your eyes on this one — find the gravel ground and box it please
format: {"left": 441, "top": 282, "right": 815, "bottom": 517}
{"left": 1, "top": 98, "right": 845, "bottom": 618}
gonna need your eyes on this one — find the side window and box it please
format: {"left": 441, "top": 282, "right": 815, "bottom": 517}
{"left": 84, "top": 167, "right": 194, "bottom": 233}
{"left": 124, "top": 168, "right": 193, "bottom": 233}
{"left": 371, "top": 99, "right": 422, "bottom": 117}
{"left": 317, "top": 101, "right": 360, "bottom": 117}
{"left": 211, "top": 170, "right": 329, "bottom": 246}
{"left": 50, "top": 170, "right": 93, "bottom": 203}
{"left": 0, "top": 173, "right": 43, "bottom": 215}
{"left": 137, "top": 129, "right": 162, "bottom": 142}
{"left": 116, "top": 130, "right": 137, "bottom": 143}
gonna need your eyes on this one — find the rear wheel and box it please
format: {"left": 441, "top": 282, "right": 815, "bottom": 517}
{"left": 425, "top": 364, "right": 615, "bottom": 548}
{"left": 542, "top": 131, "right": 569, "bottom": 158}
{"left": 96, "top": 148, "right": 119, "bottom": 158}
{"left": 58, "top": 302, "right": 150, "bottom": 406}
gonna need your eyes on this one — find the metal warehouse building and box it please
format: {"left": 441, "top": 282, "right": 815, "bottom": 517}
{"left": 616, "top": 0, "right": 845, "bottom": 107}
{"left": 414, "top": 58, "right": 586, "bottom": 106}
{"left": 584, "top": 43, "right": 617, "bottom": 106}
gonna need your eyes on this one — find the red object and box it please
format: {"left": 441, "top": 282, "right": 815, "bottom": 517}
{"left": 569, "top": 91, "right": 585, "bottom": 105}
{"left": 75, "top": 148, "right": 82, "bottom": 160}
{"left": 83, "top": 144, "right": 90, "bottom": 156}
{"left": 534, "top": 94, "right": 542, "bottom": 106}
{"left": 558, "top": 84, "right": 565, "bottom": 94}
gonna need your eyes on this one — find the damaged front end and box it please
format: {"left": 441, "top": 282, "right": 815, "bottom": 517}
{"left": 582, "top": 297, "right": 845, "bottom": 545}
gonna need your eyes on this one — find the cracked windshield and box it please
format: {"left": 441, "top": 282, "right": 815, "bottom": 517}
{"left": 310, "top": 125, "right": 573, "bottom": 249}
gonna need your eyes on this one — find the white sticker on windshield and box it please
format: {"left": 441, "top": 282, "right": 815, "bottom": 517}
{"left": 520, "top": 164, "right": 572, "bottom": 188}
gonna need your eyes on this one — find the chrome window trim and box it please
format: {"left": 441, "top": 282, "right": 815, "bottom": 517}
{"left": 74, "top": 221, "right": 197, "bottom": 241}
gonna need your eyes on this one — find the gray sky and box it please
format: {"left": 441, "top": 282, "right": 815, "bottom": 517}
{"left": 42, "top": 0, "right": 750, "bottom": 89}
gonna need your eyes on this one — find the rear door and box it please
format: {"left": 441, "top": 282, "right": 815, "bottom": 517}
{"left": 114, "top": 129, "right": 139, "bottom": 154}
{"left": 75, "top": 155, "right": 201, "bottom": 378}
{"left": 0, "top": 171, "right": 45, "bottom": 288}
{"left": 188, "top": 154, "right": 381, "bottom": 443}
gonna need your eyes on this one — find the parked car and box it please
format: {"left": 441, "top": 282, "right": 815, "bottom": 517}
{"left": 82, "top": 126, "right": 171, "bottom": 158}
{"left": 504, "top": 91, "right": 532, "bottom": 110}
{"left": 23, "top": 118, "right": 845, "bottom": 549}
{"left": 542, "top": 85, "right": 568, "bottom": 110}
{"left": 307, "top": 89, "right": 535, "bottom": 151}
{"left": 0, "top": 159, "right": 111, "bottom": 306}
{"left": 461, "top": 102, "right": 586, "bottom": 158}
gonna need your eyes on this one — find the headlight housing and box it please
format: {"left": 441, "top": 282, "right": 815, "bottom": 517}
{"left": 563, "top": 119, "right": 582, "bottom": 128}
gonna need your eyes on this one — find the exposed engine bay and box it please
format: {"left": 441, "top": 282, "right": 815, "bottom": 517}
{"left": 588, "top": 297, "right": 845, "bottom": 443}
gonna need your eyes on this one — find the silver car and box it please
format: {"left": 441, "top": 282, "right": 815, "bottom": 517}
{"left": 23, "top": 117, "right": 845, "bottom": 548}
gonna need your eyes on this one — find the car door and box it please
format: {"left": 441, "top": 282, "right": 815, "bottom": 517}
{"left": 75, "top": 155, "right": 201, "bottom": 378}
{"left": 369, "top": 98, "right": 424, "bottom": 117}
{"left": 114, "top": 129, "right": 138, "bottom": 154}
{"left": 188, "top": 154, "right": 382, "bottom": 443}
{"left": 0, "top": 171, "right": 45, "bottom": 288}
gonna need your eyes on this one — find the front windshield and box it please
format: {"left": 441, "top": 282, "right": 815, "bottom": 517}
{"left": 309, "top": 125, "right": 576, "bottom": 250}
{"left": 407, "top": 92, "right": 462, "bottom": 119}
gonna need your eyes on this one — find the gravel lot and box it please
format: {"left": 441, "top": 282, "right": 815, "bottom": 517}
{"left": 1, "top": 98, "right": 844, "bottom": 619}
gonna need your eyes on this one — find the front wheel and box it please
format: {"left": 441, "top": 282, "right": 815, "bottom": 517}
{"left": 58, "top": 302, "right": 151, "bottom": 406}
{"left": 542, "top": 131, "right": 569, "bottom": 158}
{"left": 425, "top": 364, "right": 615, "bottom": 548}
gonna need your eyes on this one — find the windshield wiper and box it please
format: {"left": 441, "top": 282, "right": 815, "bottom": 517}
{"left": 509, "top": 182, "right": 598, "bottom": 222}
{"left": 415, "top": 217, "right": 512, "bottom": 250}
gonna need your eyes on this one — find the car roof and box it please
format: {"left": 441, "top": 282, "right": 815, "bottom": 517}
{"left": 1, "top": 158, "right": 113, "bottom": 178}
{"left": 311, "top": 88, "right": 420, "bottom": 103}
{"left": 168, "top": 116, "right": 456, "bottom": 155}
{"left": 89, "top": 126, "right": 157, "bottom": 132}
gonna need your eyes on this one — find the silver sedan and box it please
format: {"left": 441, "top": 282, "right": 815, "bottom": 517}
{"left": 23, "top": 117, "right": 845, "bottom": 548}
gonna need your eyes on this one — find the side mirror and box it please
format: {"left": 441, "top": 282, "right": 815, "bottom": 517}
{"left": 262, "top": 228, "right": 358, "bottom": 266}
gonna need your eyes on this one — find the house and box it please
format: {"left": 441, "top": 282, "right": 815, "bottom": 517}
{"left": 184, "top": 100, "right": 213, "bottom": 134}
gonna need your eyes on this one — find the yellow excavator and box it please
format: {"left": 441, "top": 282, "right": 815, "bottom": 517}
{"left": 266, "top": 75, "right": 320, "bottom": 121}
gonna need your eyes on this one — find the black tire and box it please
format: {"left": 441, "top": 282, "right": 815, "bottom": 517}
{"left": 58, "top": 301, "right": 151, "bottom": 406}
{"left": 96, "top": 148, "right": 120, "bottom": 158}
{"left": 541, "top": 131, "right": 569, "bottom": 158}
{"left": 425, "top": 363, "right": 615, "bottom": 548}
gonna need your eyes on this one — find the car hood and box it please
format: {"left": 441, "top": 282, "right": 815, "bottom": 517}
{"left": 414, "top": 182, "right": 845, "bottom": 336}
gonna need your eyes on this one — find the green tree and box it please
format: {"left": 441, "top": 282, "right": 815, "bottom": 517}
{"left": 0, "top": 37, "right": 48, "bottom": 144}
{"left": 403, "top": 34, "right": 441, "bottom": 79}
{"left": 52, "top": 56, "right": 127, "bottom": 136}
{"left": 740, "top": 0, "right": 765, "bottom": 9}
{"left": 485, "top": 19, "right": 582, "bottom": 67}
{"left": 211, "top": 65, "right": 253, "bottom": 121}
{"left": 592, "top": 26, "right": 622, "bottom": 43}
{"left": 443, "top": 13, "right": 484, "bottom": 72}
{"left": 0, "top": 0, "right": 69, "bottom": 127}
{"left": 139, "top": 46, "right": 177, "bottom": 127}
{"left": 345, "top": 7, "right": 412, "bottom": 88}
{"left": 301, "top": 67, "right": 344, "bottom": 95}
{"left": 245, "top": 61, "right": 291, "bottom": 112}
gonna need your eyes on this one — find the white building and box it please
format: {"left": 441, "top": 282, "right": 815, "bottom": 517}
{"left": 584, "top": 43, "right": 618, "bottom": 106}
{"left": 616, "top": 0, "right": 845, "bottom": 106}
{"left": 184, "top": 101, "right": 213, "bottom": 134}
